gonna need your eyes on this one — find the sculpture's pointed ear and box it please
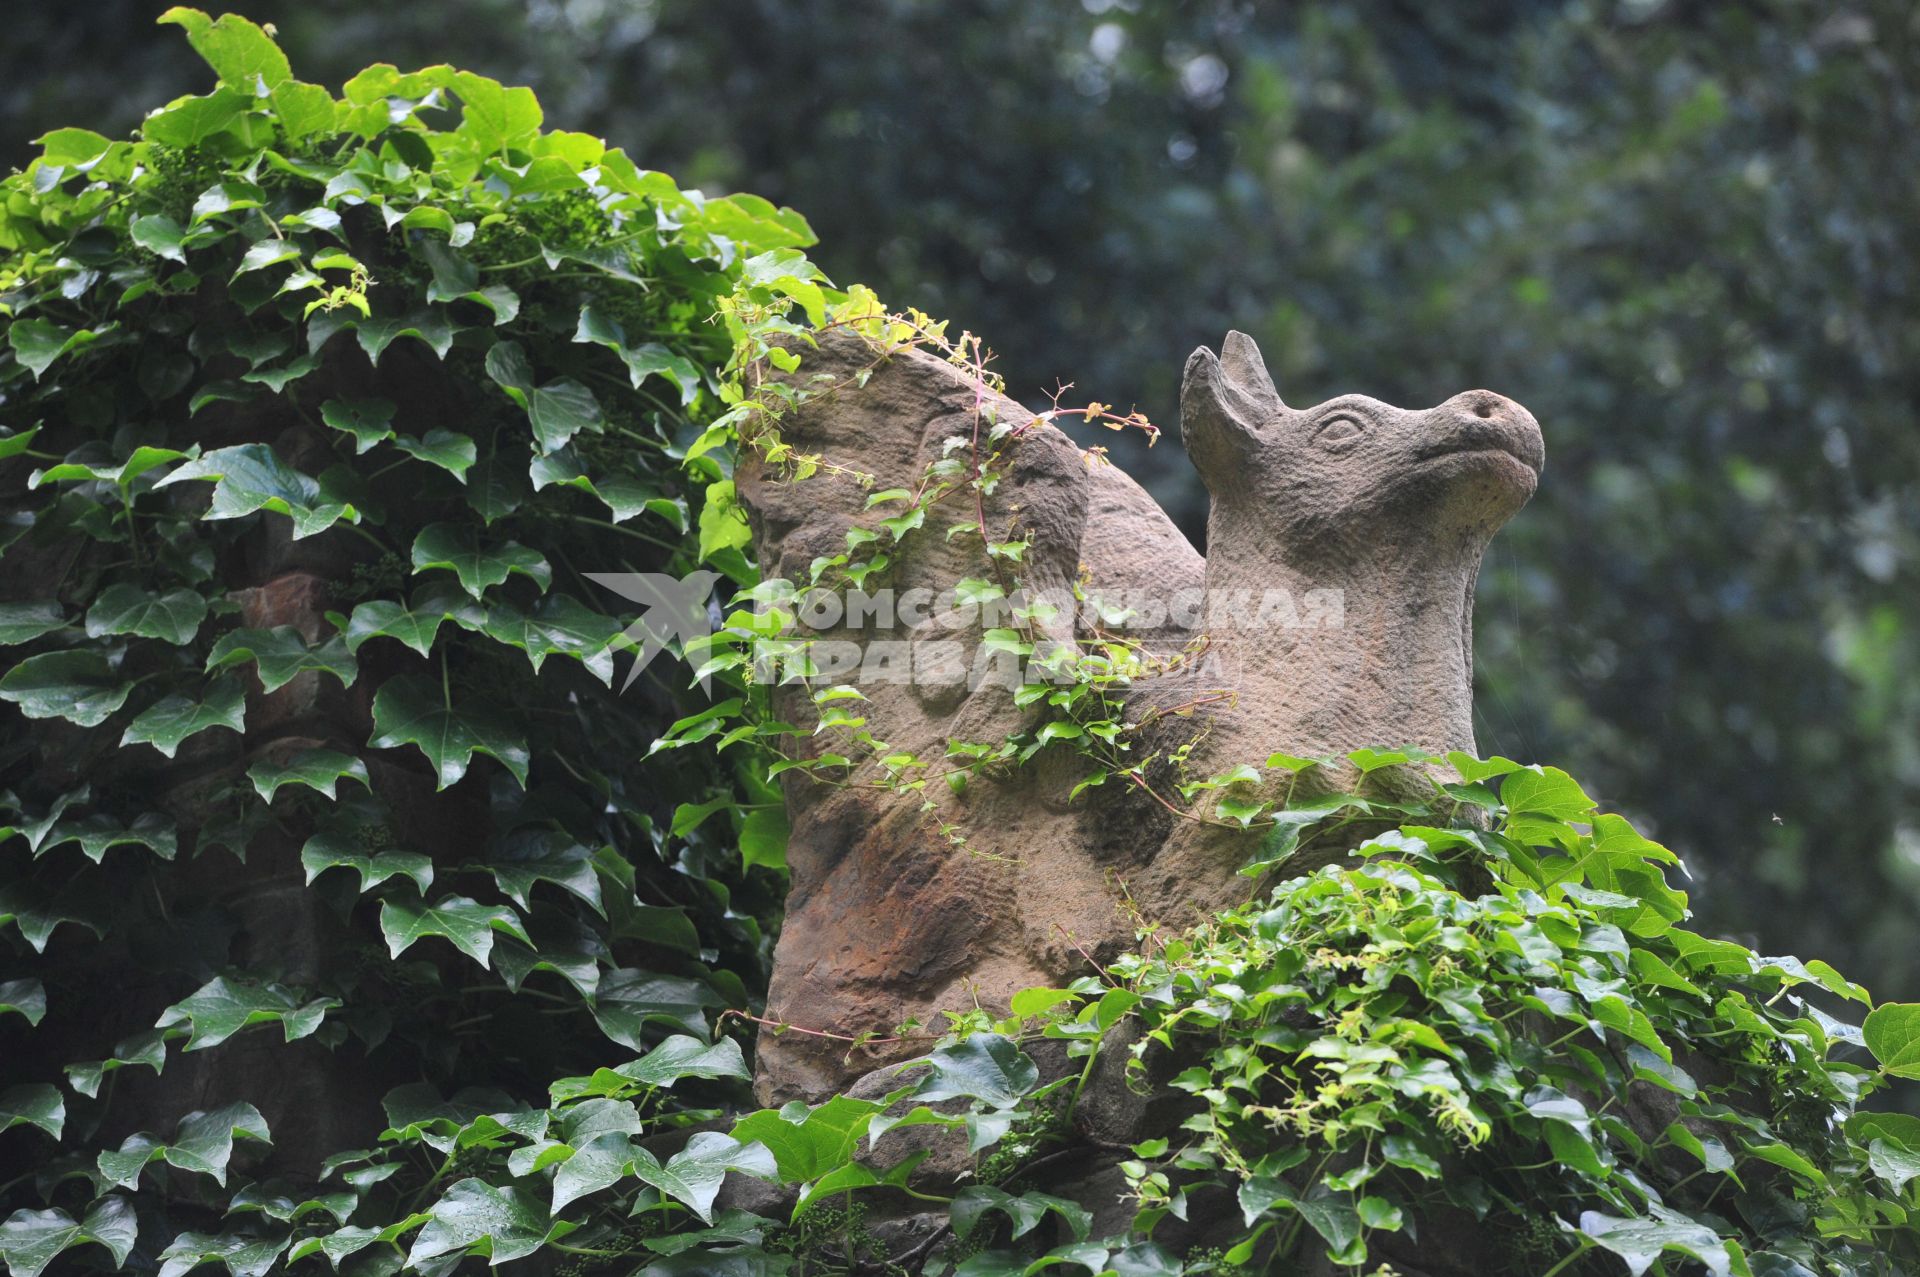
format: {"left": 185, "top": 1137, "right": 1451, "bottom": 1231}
{"left": 1180, "top": 330, "right": 1284, "bottom": 488}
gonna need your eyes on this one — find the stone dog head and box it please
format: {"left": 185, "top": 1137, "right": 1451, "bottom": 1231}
{"left": 1182, "top": 331, "right": 1544, "bottom": 569}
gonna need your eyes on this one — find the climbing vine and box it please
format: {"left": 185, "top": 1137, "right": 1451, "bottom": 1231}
{"left": 2, "top": 12, "right": 1919, "bottom": 1277}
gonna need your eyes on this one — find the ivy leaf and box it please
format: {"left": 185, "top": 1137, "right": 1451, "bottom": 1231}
{"left": 0, "top": 978, "right": 46, "bottom": 1026}
{"left": 485, "top": 340, "right": 604, "bottom": 454}
{"left": 1864, "top": 1003, "right": 1920, "bottom": 1079}
{"left": 155, "top": 1232, "right": 290, "bottom": 1277}
{"left": 450, "top": 70, "right": 544, "bottom": 152}
{"left": 302, "top": 809, "right": 435, "bottom": 894}
{"left": 320, "top": 397, "right": 397, "bottom": 453}
{"left": 1571, "top": 1210, "right": 1731, "bottom": 1277}
{"left": 906, "top": 1034, "right": 1038, "bottom": 1109}
{"left": 409, "top": 1178, "right": 561, "bottom": 1267}
{"left": 539, "top": 1129, "right": 625, "bottom": 1214}
{"left": 1868, "top": 1138, "right": 1920, "bottom": 1192}
{"left": 738, "top": 807, "right": 788, "bottom": 872}
{"left": 395, "top": 429, "right": 478, "bottom": 481}
{"left": 411, "top": 522, "right": 551, "bottom": 599}
{"left": 698, "top": 479, "right": 752, "bottom": 561}
{"left": 241, "top": 352, "right": 320, "bottom": 391}
{"left": 65, "top": 1029, "right": 169, "bottom": 1099}
{"left": 0, "top": 602, "right": 67, "bottom": 646}
{"left": 341, "top": 588, "right": 483, "bottom": 658}
{"left": 32, "top": 443, "right": 197, "bottom": 490}
{"left": 630, "top": 1132, "right": 777, "bottom": 1223}
{"left": 155, "top": 976, "right": 340, "bottom": 1051}
{"left": 41, "top": 811, "right": 178, "bottom": 863}
{"left": 620, "top": 1035, "right": 750, "bottom": 1089}
{"left": 588, "top": 969, "right": 726, "bottom": 1046}
{"left": 0, "top": 787, "right": 86, "bottom": 854}
{"left": 1501, "top": 766, "right": 1596, "bottom": 820}
{"left": 156, "top": 443, "right": 361, "bottom": 537}
{"left": 730, "top": 1095, "right": 883, "bottom": 1183}
{"left": 528, "top": 449, "right": 686, "bottom": 527}
{"left": 9, "top": 318, "right": 102, "bottom": 379}
{"left": 143, "top": 89, "right": 250, "bottom": 147}
{"left": 950, "top": 1186, "right": 1092, "bottom": 1244}
{"left": 0, "top": 1084, "right": 64, "bottom": 1139}
{"left": 206, "top": 626, "right": 357, "bottom": 692}
{"left": 0, "top": 1198, "right": 136, "bottom": 1277}
{"left": 248, "top": 748, "right": 371, "bottom": 802}
{"left": 420, "top": 238, "right": 520, "bottom": 324}
{"left": 379, "top": 893, "right": 529, "bottom": 967}
{"left": 574, "top": 305, "right": 703, "bottom": 405}
{"left": 131, "top": 212, "right": 190, "bottom": 262}
{"left": 97, "top": 1102, "right": 272, "bottom": 1190}
{"left": 84, "top": 583, "right": 208, "bottom": 644}
{"left": 158, "top": 8, "right": 292, "bottom": 91}
{"left": 369, "top": 675, "right": 530, "bottom": 789}
{"left": 121, "top": 678, "right": 247, "bottom": 758}
{"left": 0, "top": 651, "right": 134, "bottom": 727}
{"left": 480, "top": 596, "right": 621, "bottom": 682}
{"left": 489, "top": 832, "right": 603, "bottom": 914}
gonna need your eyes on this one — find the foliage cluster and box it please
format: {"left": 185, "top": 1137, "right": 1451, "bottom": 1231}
{"left": 3, "top": 14, "right": 1919, "bottom": 1277}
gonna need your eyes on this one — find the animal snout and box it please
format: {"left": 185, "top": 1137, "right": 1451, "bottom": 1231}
{"left": 1432, "top": 389, "right": 1545, "bottom": 474}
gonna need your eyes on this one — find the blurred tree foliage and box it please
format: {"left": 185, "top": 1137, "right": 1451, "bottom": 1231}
{"left": 6, "top": 0, "right": 1916, "bottom": 996}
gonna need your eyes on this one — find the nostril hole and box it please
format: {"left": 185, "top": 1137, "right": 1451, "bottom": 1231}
{"left": 1473, "top": 401, "right": 1493, "bottom": 419}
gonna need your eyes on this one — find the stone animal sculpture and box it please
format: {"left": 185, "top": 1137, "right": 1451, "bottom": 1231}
{"left": 735, "top": 329, "right": 1542, "bottom": 1103}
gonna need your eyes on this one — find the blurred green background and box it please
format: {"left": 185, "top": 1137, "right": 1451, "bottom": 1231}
{"left": 6, "top": 0, "right": 1916, "bottom": 997}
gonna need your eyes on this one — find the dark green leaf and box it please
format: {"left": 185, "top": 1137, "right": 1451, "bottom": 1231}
{"left": 369, "top": 675, "right": 530, "bottom": 789}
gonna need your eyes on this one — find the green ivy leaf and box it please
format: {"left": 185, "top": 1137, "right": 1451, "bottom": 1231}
{"left": 738, "top": 807, "right": 788, "bottom": 872}
{"left": 698, "top": 479, "right": 752, "bottom": 561}
{"left": 630, "top": 1132, "right": 776, "bottom": 1224}
{"left": 320, "top": 397, "right": 398, "bottom": 453}
{"left": 121, "top": 677, "right": 247, "bottom": 758}
{"left": 419, "top": 238, "right": 520, "bottom": 324}
{"left": 84, "top": 583, "right": 208, "bottom": 644}
{"left": 248, "top": 748, "right": 371, "bottom": 802}
{"left": 204, "top": 625, "right": 356, "bottom": 694}
{"left": 369, "top": 674, "right": 530, "bottom": 789}
{"left": 155, "top": 976, "right": 341, "bottom": 1050}
{"left": 301, "top": 811, "right": 435, "bottom": 895}
{"left": 906, "top": 1034, "right": 1039, "bottom": 1110}
{"left": 159, "top": 8, "right": 293, "bottom": 91}
{"left": 0, "top": 651, "right": 134, "bottom": 727}
{"left": 8, "top": 318, "right": 103, "bottom": 379}
{"left": 0, "top": 602, "right": 67, "bottom": 646}
{"left": 130, "top": 212, "right": 190, "bottom": 262}
{"left": 379, "top": 893, "right": 529, "bottom": 967}
{"left": 574, "top": 305, "right": 703, "bottom": 405}
{"left": 0, "top": 978, "right": 46, "bottom": 1026}
{"left": 588, "top": 969, "right": 726, "bottom": 1046}
{"left": 1864, "top": 1003, "right": 1920, "bottom": 1079}
{"left": 485, "top": 340, "right": 604, "bottom": 455}
{"left": 154, "top": 1232, "right": 289, "bottom": 1277}
{"left": 64, "top": 1029, "right": 169, "bottom": 1099}
{"left": 97, "top": 1102, "right": 271, "bottom": 1190}
{"left": 1571, "top": 1209, "right": 1731, "bottom": 1277}
{"left": 30, "top": 444, "right": 197, "bottom": 490}
{"left": 144, "top": 88, "right": 250, "bottom": 147}
{"left": 479, "top": 595, "right": 621, "bottom": 682}
{"left": 731, "top": 1095, "right": 883, "bottom": 1183}
{"left": 41, "top": 811, "right": 178, "bottom": 863}
{"left": 341, "top": 587, "right": 483, "bottom": 658}
{"left": 0, "top": 1084, "right": 64, "bottom": 1140}
{"left": 395, "top": 429, "right": 478, "bottom": 481}
{"left": 0, "top": 1198, "right": 136, "bottom": 1277}
{"left": 409, "top": 1178, "right": 561, "bottom": 1267}
{"left": 156, "top": 443, "right": 361, "bottom": 538}
{"left": 411, "top": 522, "right": 551, "bottom": 599}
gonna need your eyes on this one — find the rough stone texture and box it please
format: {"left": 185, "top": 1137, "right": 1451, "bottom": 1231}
{"left": 736, "top": 329, "right": 1541, "bottom": 1104}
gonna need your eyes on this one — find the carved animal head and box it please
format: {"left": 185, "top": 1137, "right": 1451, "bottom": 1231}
{"left": 1182, "top": 332, "right": 1543, "bottom": 561}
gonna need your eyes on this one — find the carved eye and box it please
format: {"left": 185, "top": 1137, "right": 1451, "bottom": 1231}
{"left": 1313, "top": 413, "right": 1367, "bottom": 453}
